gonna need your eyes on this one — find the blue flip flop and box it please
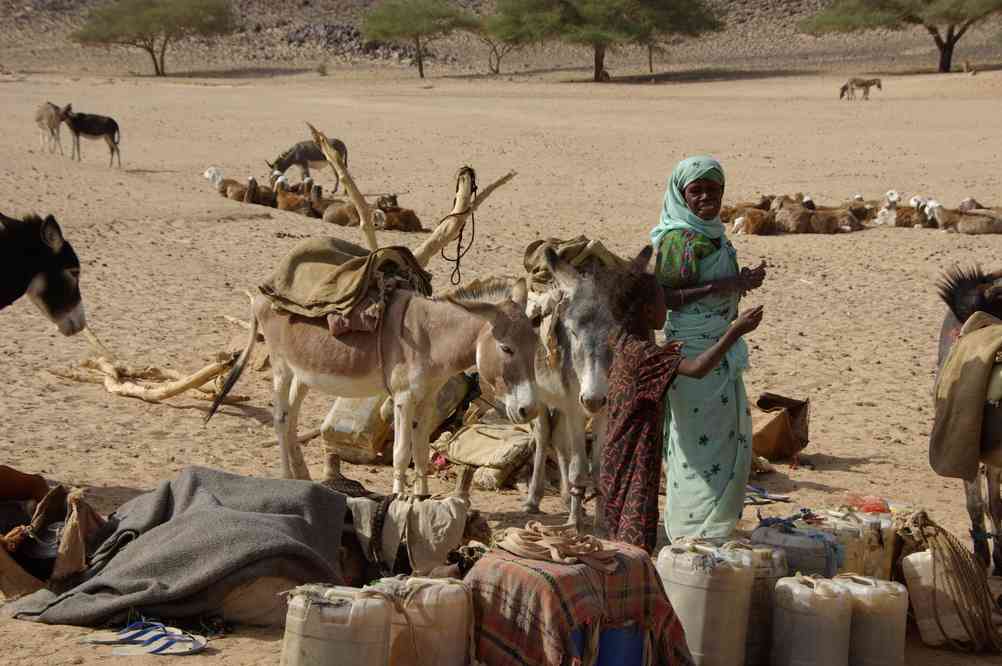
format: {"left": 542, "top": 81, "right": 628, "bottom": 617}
{"left": 80, "top": 620, "right": 183, "bottom": 646}
{"left": 111, "top": 630, "right": 207, "bottom": 656}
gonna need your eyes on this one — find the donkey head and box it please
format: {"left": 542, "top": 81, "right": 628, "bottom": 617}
{"left": 936, "top": 266, "right": 1002, "bottom": 367}
{"left": 543, "top": 248, "right": 619, "bottom": 414}
{"left": 450, "top": 279, "right": 540, "bottom": 424}
{"left": 2, "top": 214, "right": 85, "bottom": 335}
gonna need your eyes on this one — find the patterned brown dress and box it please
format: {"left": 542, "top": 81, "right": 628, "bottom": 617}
{"left": 601, "top": 332, "right": 683, "bottom": 554}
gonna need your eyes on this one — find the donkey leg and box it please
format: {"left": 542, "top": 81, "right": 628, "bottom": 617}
{"left": 524, "top": 409, "right": 551, "bottom": 513}
{"left": 411, "top": 392, "right": 441, "bottom": 499}
{"left": 106, "top": 136, "right": 114, "bottom": 167}
{"left": 589, "top": 409, "right": 609, "bottom": 537}
{"left": 55, "top": 129, "right": 63, "bottom": 156}
{"left": 986, "top": 466, "right": 1002, "bottom": 576}
{"left": 965, "top": 474, "right": 991, "bottom": 570}
{"left": 271, "top": 361, "right": 295, "bottom": 479}
{"left": 284, "top": 376, "right": 312, "bottom": 480}
{"left": 392, "top": 391, "right": 416, "bottom": 495}
{"left": 565, "top": 411, "right": 589, "bottom": 530}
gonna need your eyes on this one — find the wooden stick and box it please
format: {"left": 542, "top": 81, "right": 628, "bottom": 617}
{"left": 307, "top": 122, "right": 378, "bottom": 252}
{"left": 81, "top": 357, "right": 237, "bottom": 403}
{"left": 413, "top": 169, "right": 517, "bottom": 268}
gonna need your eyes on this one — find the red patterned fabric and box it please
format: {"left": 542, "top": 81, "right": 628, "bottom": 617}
{"left": 601, "top": 333, "right": 683, "bottom": 553}
{"left": 466, "top": 543, "right": 692, "bottom": 666}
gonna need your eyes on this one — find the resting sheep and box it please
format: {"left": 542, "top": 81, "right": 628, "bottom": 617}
{"left": 275, "top": 176, "right": 315, "bottom": 216}
{"left": 373, "top": 195, "right": 424, "bottom": 232}
{"left": 308, "top": 184, "right": 342, "bottom": 217}
{"left": 203, "top": 166, "right": 246, "bottom": 200}
{"left": 243, "top": 177, "right": 276, "bottom": 207}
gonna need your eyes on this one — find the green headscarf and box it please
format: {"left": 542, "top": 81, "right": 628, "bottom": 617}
{"left": 650, "top": 155, "right": 726, "bottom": 247}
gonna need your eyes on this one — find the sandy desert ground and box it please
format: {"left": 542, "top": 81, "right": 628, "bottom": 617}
{"left": 2, "top": 67, "right": 1002, "bottom": 664}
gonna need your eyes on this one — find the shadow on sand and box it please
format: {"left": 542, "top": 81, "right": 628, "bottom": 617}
{"left": 165, "top": 66, "right": 313, "bottom": 80}
{"left": 565, "top": 67, "right": 815, "bottom": 85}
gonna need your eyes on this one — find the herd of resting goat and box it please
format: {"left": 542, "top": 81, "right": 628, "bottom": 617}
{"left": 726, "top": 189, "right": 1002, "bottom": 235}
{"left": 7, "top": 121, "right": 1002, "bottom": 562}
{"left": 202, "top": 137, "right": 424, "bottom": 232}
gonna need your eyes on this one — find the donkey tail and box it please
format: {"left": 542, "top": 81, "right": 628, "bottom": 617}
{"left": 205, "top": 293, "right": 258, "bottom": 422}
{"left": 113, "top": 126, "right": 121, "bottom": 145}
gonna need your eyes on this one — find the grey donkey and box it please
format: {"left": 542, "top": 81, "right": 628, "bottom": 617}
{"left": 934, "top": 266, "right": 1002, "bottom": 575}
{"left": 267, "top": 138, "right": 348, "bottom": 192}
{"left": 525, "top": 247, "right": 651, "bottom": 531}
{"left": 34, "top": 102, "right": 64, "bottom": 155}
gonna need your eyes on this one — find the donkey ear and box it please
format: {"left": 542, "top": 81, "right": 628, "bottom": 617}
{"left": 543, "top": 247, "right": 579, "bottom": 289}
{"left": 40, "top": 215, "right": 64, "bottom": 252}
{"left": 630, "top": 245, "right": 654, "bottom": 272}
{"left": 510, "top": 278, "right": 528, "bottom": 309}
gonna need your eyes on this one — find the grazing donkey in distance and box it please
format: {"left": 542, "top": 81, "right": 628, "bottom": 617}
{"left": 267, "top": 138, "right": 348, "bottom": 192}
{"left": 839, "top": 77, "right": 882, "bottom": 101}
{"left": 1, "top": 212, "right": 86, "bottom": 335}
{"left": 60, "top": 104, "right": 121, "bottom": 167}
{"left": 34, "top": 102, "right": 64, "bottom": 155}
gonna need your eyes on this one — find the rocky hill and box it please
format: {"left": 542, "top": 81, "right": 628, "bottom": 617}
{"left": 0, "top": 0, "right": 998, "bottom": 77}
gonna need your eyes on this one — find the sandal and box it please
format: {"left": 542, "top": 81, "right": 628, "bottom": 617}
{"left": 111, "top": 630, "right": 207, "bottom": 656}
{"left": 80, "top": 620, "right": 182, "bottom": 646}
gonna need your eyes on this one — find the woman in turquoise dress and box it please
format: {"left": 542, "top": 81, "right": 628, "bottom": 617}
{"left": 651, "top": 156, "right": 766, "bottom": 542}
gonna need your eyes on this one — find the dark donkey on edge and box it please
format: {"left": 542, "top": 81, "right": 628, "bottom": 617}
{"left": 1, "top": 212, "right": 86, "bottom": 335}
{"left": 935, "top": 266, "right": 1002, "bottom": 574}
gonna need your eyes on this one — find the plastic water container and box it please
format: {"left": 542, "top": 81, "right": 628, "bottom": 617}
{"left": 368, "top": 576, "right": 472, "bottom": 666}
{"left": 833, "top": 575, "right": 908, "bottom": 666}
{"left": 322, "top": 393, "right": 392, "bottom": 464}
{"left": 773, "top": 576, "right": 852, "bottom": 666}
{"left": 718, "top": 541, "right": 789, "bottom": 666}
{"left": 656, "top": 542, "right": 754, "bottom": 665}
{"left": 752, "top": 523, "right": 840, "bottom": 577}
{"left": 280, "top": 584, "right": 391, "bottom": 666}
{"left": 817, "top": 511, "right": 893, "bottom": 580}
{"left": 570, "top": 622, "right": 645, "bottom": 666}
{"left": 859, "top": 513, "right": 896, "bottom": 581}
{"left": 901, "top": 550, "right": 970, "bottom": 646}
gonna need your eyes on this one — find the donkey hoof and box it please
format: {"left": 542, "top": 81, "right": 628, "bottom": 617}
{"left": 523, "top": 502, "right": 543, "bottom": 515}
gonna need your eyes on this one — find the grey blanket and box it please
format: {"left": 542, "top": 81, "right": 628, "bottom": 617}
{"left": 5, "top": 466, "right": 346, "bottom": 626}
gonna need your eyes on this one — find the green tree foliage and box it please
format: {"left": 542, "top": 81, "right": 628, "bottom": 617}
{"left": 802, "top": 0, "right": 1002, "bottom": 73}
{"left": 491, "top": 0, "right": 721, "bottom": 82}
{"left": 364, "top": 0, "right": 478, "bottom": 78}
{"left": 476, "top": 0, "right": 559, "bottom": 74}
{"left": 74, "top": 0, "right": 235, "bottom": 76}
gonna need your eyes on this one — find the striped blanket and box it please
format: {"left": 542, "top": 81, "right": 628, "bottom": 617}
{"left": 465, "top": 543, "right": 692, "bottom": 666}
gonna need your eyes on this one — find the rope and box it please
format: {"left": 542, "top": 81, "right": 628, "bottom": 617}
{"left": 362, "top": 577, "right": 477, "bottom": 666}
{"left": 440, "top": 167, "right": 479, "bottom": 285}
{"left": 497, "top": 521, "right": 619, "bottom": 574}
{"left": 899, "top": 510, "right": 1002, "bottom": 652}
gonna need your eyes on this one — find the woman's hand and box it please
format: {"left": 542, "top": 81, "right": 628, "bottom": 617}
{"left": 739, "top": 261, "right": 767, "bottom": 293}
{"left": 732, "top": 305, "right": 764, "bottom": 335}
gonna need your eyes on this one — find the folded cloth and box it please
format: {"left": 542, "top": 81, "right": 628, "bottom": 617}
{"left": 5, "top": 466, "right": 347, "bottom": 627}
{"left": 259, "top": 237, "right": 431, "bottom": 335}
{"left": 930, "top": 312, "right": 1002, "bottom": 480}
{"left": 466, "top": 542, "right": 692, "bottom": 666}
{"left": 523, "top": 236, "right": 626, "bottom": 293}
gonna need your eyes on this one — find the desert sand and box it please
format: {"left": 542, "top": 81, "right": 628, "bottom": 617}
{"left": 3, "top": 67, "right": 1002, "bottom": 664}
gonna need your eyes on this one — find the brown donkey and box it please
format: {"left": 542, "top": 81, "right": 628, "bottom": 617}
{"left": 209, "top": 276, "right": 540, "bottom": 497}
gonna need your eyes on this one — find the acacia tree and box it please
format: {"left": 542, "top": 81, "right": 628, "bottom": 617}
{"left": 74, "top": 0, "right": 235, "bottom": 76}
{"left": 492, "top": 0, "right": 720, "bottom": 82}
{"left": 364, "top": 0, "right": 477, "bottom": 78}
{"left": 477, "top": 0, "right": 558, "bottom": 74}
{"left": 802, "top": 0, "right": 1002, "bottom": 73}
